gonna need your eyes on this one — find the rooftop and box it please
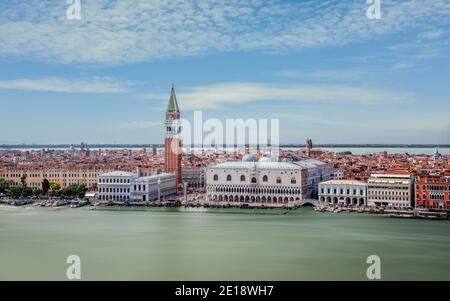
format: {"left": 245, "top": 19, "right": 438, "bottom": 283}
{"left": 100, "top": 171, "right": 136, "bottom": 177}
{"left": 135, "top": 172, "right": 175, "bottom": 181}
{"left": 370, "top": 173, "right": 411, "bottom": 178}
{"left": 320, "top": 179, "right": 367, "bottom": 185}
{"left": 211, "top": 161, "right": 303, "bottom": 170}
{"left": 293, "top": 159, "right": 329, "bottom": 168}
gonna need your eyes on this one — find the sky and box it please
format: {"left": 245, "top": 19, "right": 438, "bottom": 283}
{"left": 0, "top": 0, "right": 449, "bottom": 145}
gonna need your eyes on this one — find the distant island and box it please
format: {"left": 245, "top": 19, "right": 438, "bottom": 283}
{"left": 0, "top": 144, "right": 449, "bottom": 149}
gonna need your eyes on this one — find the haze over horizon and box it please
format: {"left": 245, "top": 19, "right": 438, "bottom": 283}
{"left": 0, "top": 0, "right": 449, "bottom": 145}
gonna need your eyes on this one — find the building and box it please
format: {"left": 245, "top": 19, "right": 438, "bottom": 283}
{"left": 332, "top": 169, "right": 345, "bottom": 180}
{"left": 415, "top": 175, "right": 450, "bottom": 211}
{"left": 164, "top": 84, "right": 182, "bottom": 191}
{"left": 206, "top": 155, "right": 306, "bottom": 206}
{"left": 318, "top": 180, "right": 367, "bottom": 206}
{"left": 367, "top": 173, "right": 413, "bottom": 208}
{"left": 131, "top": 173, "right": 176, "bottom": 202}
{"left": 97, "top": 171, "right": 176, "bottom": 202}
{"left": 292, "top": 159, "right": 333, "bottom": 199}
{"left": 182, "top": 168, "right": 205, "bottom": 189}
{"left": 0, "top": 167, "right": 110, "bottom": 189}
{"left": 98, "top": 171, "right": 136, "bottom": 201}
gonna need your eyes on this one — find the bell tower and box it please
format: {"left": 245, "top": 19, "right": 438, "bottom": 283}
{"left": 164, "top": 84, "right": 182, "bottom": 191}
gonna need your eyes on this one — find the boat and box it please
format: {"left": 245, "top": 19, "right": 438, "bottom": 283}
{"left": 389, "top": 213, "right": 415, "bottom": 218}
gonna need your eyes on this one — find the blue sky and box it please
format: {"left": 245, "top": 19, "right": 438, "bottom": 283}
{"left": 0, "top": 0, "right": 449, "bottom": 144}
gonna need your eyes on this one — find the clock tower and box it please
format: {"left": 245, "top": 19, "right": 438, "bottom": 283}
{"left": 164, "top": 84, "right": 182, "bottom": 191}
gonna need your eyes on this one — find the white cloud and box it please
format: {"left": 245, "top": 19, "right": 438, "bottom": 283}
{"left": 144, "top": 82, "right": 414, "bottom": 110}
{"left": 417, "top": 29, "right": 444, "bottom": 40}
{"left": 0, "top": 0, "right": 448, "bottom": 64}
{"left": 393, "top": 62, "right": 414, "bottom": 70}
{"left": 0, "top": 77, "right": 132, "bottom": 93}
{"left": 275, "top": 69, "right": 366, "bottom": 82}
{"left": 116, "top": 121, "right": 160, "bottom": 130}
{"left": 271, "top": 113, "right": 338, "bottom": 125}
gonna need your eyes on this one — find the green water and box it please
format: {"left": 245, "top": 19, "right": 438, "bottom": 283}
{"left": 0, "top": 206, "right": 449, "bottom": 281}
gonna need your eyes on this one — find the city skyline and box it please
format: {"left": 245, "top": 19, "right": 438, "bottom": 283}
{"left": 0, "top": 0, "right": 449, "bottom": 144}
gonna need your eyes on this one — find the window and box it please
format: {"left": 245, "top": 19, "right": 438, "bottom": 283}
{"left": 240, "top": 175, "right": 245, "bottom": 182}
{"left": 276, "top": 177, "right": 282, "bottom": 184}
{"left": 226, "top": 175, "right": 232, "bottom": 182}
{"left": 291, "top": 178, "right": 296, "bottom": 184}
{"left": 263, "top": 175, "right": 268, "bottom": 182}
{"left": 251, "top": 177, "right": 257, "bottom": 184}
{"left": 213, "top": 174, "right": 218, "bottom": 181}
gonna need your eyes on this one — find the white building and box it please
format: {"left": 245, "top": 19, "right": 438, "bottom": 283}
{"left": 206, "top": 157, "right": 305, "bottom": 206}
{"left": 205, "top": 154, "right": 334, "bottom": 207}
{"left": 98, "top": 171, "right": 136, "bottom": 201}
{"left": 332, "top": 169, "right": 345, "bottom": 180}
{"left": 131, "top": 173, "right": 176, "bottom": 202}
{"left": 318, "top": 180, "right": 367, "bottom": 206}
{"left": 367, "top": 173, "right": 413, "bottom": 208}
{"left": 98, "top": 171, "right": 176, "bottom": 202}
{"left": 292, "top": 159, "right": 333, "bottom": 198}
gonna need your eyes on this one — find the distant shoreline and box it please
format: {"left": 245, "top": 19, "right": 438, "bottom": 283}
{"left": 0, "top": 144, "right": 449, "bottom": 149}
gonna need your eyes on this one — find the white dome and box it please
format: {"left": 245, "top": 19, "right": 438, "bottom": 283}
{"left": 258, "top": 157, "right": 272, "bottom": 162}
{"left": 242, "top": 154, "right": 257, "bottom": 162}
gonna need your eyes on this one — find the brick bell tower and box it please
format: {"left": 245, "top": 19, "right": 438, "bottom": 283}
{"left": 164, "top": 84, "right": 182, "bottom": 191}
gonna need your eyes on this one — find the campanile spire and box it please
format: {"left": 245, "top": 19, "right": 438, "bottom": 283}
{"left": 164, "top": 84, "right": 182, "bottom": 191}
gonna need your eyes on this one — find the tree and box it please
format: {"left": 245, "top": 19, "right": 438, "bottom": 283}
{"left": 50, "top": 182, "right": 61, "bottom": 191}
{"left": 33, "top": 189, "right": 44, "bottom": 197}
{"left": 60, "top": 184, "right": 87, "bottom": 199}
{"left": 0, "top": 179, "right": 11, "bottom": 194}
{"left": 42, "top": 179, "right": 51, "bottom": 195}
{"left": 7, "top": 186, "right": 32, "bottom": 198}
{"left": 20, "top": 175, "right": 27, "bottom": 187}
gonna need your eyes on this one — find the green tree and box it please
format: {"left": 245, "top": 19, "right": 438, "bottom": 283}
{"left": 20, "top": 175, "right": 27, "bottom": 187}
{"left": 7, "top": 186, "right": 32, "bottom": 198}
{"left": 49, "top": 189, "right": 62, "bottom": 198}
{"left": 60, "top": 184, "right": 87, "bottom": 199}
{"left": 33, "top": 189, "right": 44, "bottom": 197}
{"left": 0, "top": 178, "right": 12, "bottom": 194}
{"left": 42, "top": 179, "right": 51, "bottom": 195}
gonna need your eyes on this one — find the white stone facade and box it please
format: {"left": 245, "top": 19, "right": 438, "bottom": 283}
{"left": 98, "top": 171, "right": 136, "bottom": 201}
{"left": 367, "top": 173, "right": 413, "bottom": 208}
{"left": 206, "top": 161, "right": 307, "bottom": 206}
{"left": 318, "top": 180, "right": 367, "bottom": 206}
{"left": 131, "top": 173, "right": 176, "bottom": 201}
{"left": 293, "top": 159, "right": 333, "bottom": 198}
{"left": 98, "top": 171, "right": 176, "bottom": 202}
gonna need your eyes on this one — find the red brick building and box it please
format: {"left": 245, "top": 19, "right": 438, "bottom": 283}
{"left": 415, "top": 175, "right": 450, "bottom": 210}
{"left": 164, "top": 85, "right": 182, "bottom": 191}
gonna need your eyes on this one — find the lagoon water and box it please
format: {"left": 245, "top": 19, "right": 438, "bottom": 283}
{"left": 0, "top": 206, "right": 449, "bottom": 281}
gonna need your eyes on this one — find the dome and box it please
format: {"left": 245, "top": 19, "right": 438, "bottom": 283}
{"left": 242, "top": 154, "right": 257, "bottom": 162}
{"left": 258, "top": 157, "right": 272, "bottom": 162}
